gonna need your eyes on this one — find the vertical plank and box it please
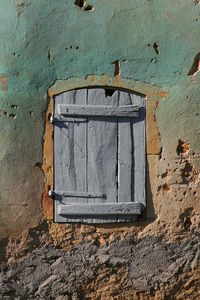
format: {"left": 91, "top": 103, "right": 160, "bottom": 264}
{"left": 131, "top": 94, "right": 146, "bottom": 206}
{"left": 54, "top": 90, "right": 87, "bottom": 222}
{"left": 87, "top": 88, "right": 118, "bottom": 223}
{"left": 118, "top": 92, "right": 134, "bottom": 222}
{"left": 118, "top": 92, "right": 145, "bottom": 221}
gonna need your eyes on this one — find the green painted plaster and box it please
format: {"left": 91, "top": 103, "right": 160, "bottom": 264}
{"left": 0, "top": 0, "right": 199, "bottom": 234}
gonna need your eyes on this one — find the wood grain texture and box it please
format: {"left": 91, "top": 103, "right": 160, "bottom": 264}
{"left": 58, "top": 202, "right": 142, "bottom": 216}
{"left": 87, "top": 89, "right": 119, "bottom": 222}
{"left": 54, "top": 89, "right": 87, "bottom": 222}
{"left": 118, "top": 92, "right": 133, "bottom": 221}
{"left": 131, "top": 94, "right": 146, "bottom": 206}
{"left": 58, "top": 104, "right": 139, "bottom": 117}
{"left": 54, "top": 88, "right": 146, "bottom": 223}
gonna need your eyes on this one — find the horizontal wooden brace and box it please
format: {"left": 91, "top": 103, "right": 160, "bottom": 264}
{"left": 58, "top": 104, "right": 139, "bottom": 118}
{"left": 57, "top": 202, "right": 143, "bottom": 216}
{"left": 54, "top": 116, "right": 87, "bottom": 123}
{"left": 50, "top": 190, "right": 105, "bottom": 198}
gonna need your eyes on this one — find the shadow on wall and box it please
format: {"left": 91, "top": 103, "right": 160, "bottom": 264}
{"left": 146, "top": 158, "right": 156, "bottom": 220}
{"left": 85, "top": 158, "right": 157, "bottom": 230}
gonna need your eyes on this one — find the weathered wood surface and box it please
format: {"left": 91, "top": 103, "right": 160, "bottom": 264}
{"left": 54, "top": 88, "right": 146, "bottom": 223}
{"left": 58, "top": 202, "right": 142, "bottom": 216}
{"left": 58, "top": 104, "right": 139, "bottom": 117}
{"left": 54, "top": 89, "right": 87, "bottom": 222}
{"left": 118, "top": 92, "right": 133, "bottom": 222}
{"left": 87, "top": 89, "right": 119, "bottom": 222}
{"left": 131, "top": 95, "right": 146, "bottom": 206}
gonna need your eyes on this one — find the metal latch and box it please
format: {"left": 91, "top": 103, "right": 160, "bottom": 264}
{"left": 48, "top": 189, "right": 53, "bottom": 197}
{"left": 48, "top": 189, "right": 105, "bottom": 199}
{"left": 49, "top": 113, "right": 54, "bottom": 124}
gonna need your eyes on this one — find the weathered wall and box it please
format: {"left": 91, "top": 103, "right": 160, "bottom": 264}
{"left": 0, "top": 0, "right": 200, "bottom": 299}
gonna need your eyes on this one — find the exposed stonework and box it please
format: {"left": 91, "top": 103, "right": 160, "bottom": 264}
{"left": 0, "top": 224, "right": 199, "bottom": 299}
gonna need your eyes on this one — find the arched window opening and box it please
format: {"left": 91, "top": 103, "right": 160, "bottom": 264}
{"left": 50, "top": 87, "right": 146, "bottom": 223}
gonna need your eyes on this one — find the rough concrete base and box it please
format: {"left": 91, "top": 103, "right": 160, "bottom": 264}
{"left": 0, "top": 221, "right": 199, "bottom": 300}
{"left": 0, "top": 150, "right": 200, "bottom": 299}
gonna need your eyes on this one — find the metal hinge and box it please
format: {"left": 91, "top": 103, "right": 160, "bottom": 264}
{"left": 48, "top": 189, "right": 53, "bottom": 197}
{"left": 49, "top": 113, "right": 54, "bottom": 124}
{"left": 48, "top": 190, "right": 105, "bottom": 199}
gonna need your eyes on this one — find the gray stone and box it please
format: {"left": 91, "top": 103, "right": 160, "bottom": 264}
{"left": 0, "top": 235, "right": 199, "bottom": 299}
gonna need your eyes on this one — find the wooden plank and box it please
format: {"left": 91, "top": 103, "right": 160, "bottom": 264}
{"left": 58, "top": 104, "right": 139, "bottom": 118}
{"left": 118, "top": 92, "right": 133, "bottom": 222}
{"left": 87, "top": 88, "right": 119, "bottom": 223}
{"left": 118, "top": 119, "right": 132, "bottom": 202}
{"left": 131, "top": 94, "right": 146, "bottom": 206}
{"left": 117, "top": 93, "right": 146, "bottom": 221}
{"left": 54, "top": 89, "right": 87, "bottom": 223}
{"left": 58, "top": 202, "right": 143, "bottom": 216}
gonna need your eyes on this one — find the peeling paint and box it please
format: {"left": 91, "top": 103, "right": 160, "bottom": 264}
{"left": 153, "top": 42, "right": 160, "bottom": 55}
{"left": 15, "top": 0, "right": 24, "bottom": 16}
{"left": 0, "top": 109, "right": 16, "bottom": 119}
{"left": 177, "top": 139, "right": 190, "bottom": 156}
{"left": 74, "top": 0, "right": 94, "bottom": 12}
{"left": 29, "top": 111, "right": 34, "bottom": 117}
{"left": 0, "top": 75, "right": 8, "bottom": 92}
{"left": 188, "top": 52, "right": 200, "bottom": 77}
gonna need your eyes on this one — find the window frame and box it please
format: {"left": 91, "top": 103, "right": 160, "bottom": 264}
{"left": 42, "top": 76, "right": 167, "bottom": 221}
{"left": 52, "top": 87, "right": 146, "bottom": 223}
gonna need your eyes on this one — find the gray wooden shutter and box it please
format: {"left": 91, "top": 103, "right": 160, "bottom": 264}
{"left": 53, "top": 88, "right": 146, "bottom": 223}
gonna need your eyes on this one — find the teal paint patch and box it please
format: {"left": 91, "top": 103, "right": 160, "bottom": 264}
{"left": 0, "top": 0, "right": 199, "bottom": 233}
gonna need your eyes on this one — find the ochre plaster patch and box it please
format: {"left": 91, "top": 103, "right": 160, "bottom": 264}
{"left": 42, "top": 99, "right": 54, "bottom": 219}
{"left": 146, "top": 99, "right": 161, "bottom": 155}
{"left": 0, "top": 75, "right": 8, "bottom": 92}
